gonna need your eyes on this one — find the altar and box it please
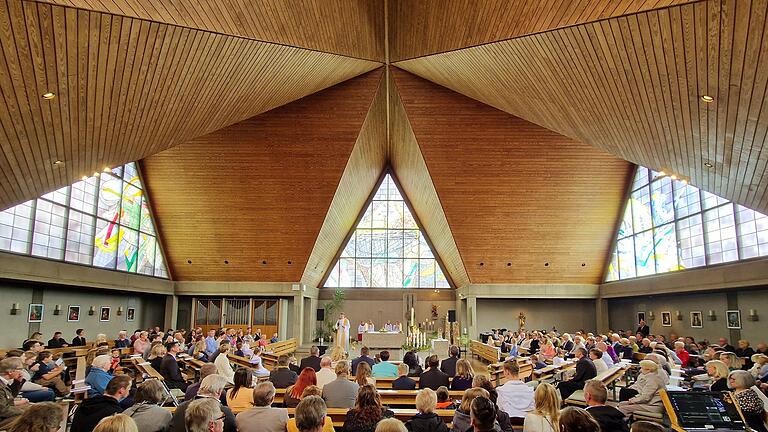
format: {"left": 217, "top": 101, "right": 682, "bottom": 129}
{"left": 362, "top": 331, "right": 406, "bottom": 349}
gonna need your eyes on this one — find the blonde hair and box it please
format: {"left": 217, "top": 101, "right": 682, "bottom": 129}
{"left": 94, "top": 414, "right": 139, "bottom": 432}
{"left": 706, "top": 360, "right": 729, "bottom": 379}
{"left": 455, "top": 358, "right": 474, "bottom": 379}
{"left": 301, "top": 385, "right": 322, "bottom": 398}
{"left": 375, "top": 418, "right": 407, "bottom": 432}
{"left": 148, "top": 343, "right": 167, "bottom": 360}
{"left": 397, "top": 363, "right": 409, "bottom": 376}
{"left": 533, "top": 382, "right": 560, "bottom": 427}
{"left": 415, "top": 388, "right": 437, "bottom": 413}
{"left": 459, "top": 387, "right": 489, "bottom": 413}
{"left": 639, "top": 360, "right": 659, "bottom": 372}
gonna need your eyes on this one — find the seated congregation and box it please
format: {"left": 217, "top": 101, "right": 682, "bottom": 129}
{"left": 1, "top": 325, "right": 766, "bottom": 432}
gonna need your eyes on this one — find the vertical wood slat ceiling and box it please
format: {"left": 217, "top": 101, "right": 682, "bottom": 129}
{"left": 389, "top": 71, "right": 471, "bottom": 289}
{"left": 391, "top": 69, "right": 632, "bottom": 285}
{"left": 0, "top": 0, "right": 380, "bottom": 211}
{"left": 141, "top": 70, "right": 384, "bottom": 282}
{"left": 300, "top": 73, "right": 388, "bottom": 288}
{"left": 32, "top": 0, "right": 385, "bottom": 61}
{"left": 395, "top": 0, "right": 768, "bottom": 216}
{"left": 389, "top": 0, "right": 698, "bottom": 61}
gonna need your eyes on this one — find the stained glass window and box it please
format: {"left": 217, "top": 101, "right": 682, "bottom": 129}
{"left": 606, "top": 166, "right": 768, "bottom": 281}
{"left": 0, "top": 162, "right": 169, "bottom": 278}
{"left": 324, "top": 173, "right": 451, "bottom": 289}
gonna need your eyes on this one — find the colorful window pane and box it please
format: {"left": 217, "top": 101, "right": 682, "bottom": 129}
{"left": 606, "top": 165, "right": 768, "bottom": 282}
{"left": 324, "top": 173, "right": 451, "bottom": 288}
{"left": 0, "top": 162, "right": 168, "bottom": 278}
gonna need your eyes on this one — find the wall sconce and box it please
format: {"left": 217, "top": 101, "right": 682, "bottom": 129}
{"left": 117, "top": 307, "right": 123, "bottom": 316}
{"left": 675, "top": 311, "right": 683, "bottom": 320}
{"left": 88, "top": 306, "right": 95, "bottom": 316}
{"left": 10, "top": 303, "right": 19, "bottom": 315}
{"left": 708, "top": 310, "right": 717, "bottom": 321}
{"left": 749, "top": 309, "right": 759, "bottom": 321}
{"left": 648, "top": 311, "right": 655, "bottom": 320}
{"left": 53, "top": 305, "right": 61, "bottom": 316}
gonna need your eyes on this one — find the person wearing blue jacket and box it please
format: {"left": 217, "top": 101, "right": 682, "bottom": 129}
{"left": 85, "top": 355, "right": 113, "bottom": 397}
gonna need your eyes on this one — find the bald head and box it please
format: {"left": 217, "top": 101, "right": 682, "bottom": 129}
{"left": 320, "top": 356, "right": 332, "bottom": 368}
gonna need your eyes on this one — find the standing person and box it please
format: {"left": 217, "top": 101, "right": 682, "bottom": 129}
{"left": 71, "top": 375, "right": 132, "bottom": 432}
{"left": 496, "top": 360, "right": 534, "bottom": 424}
{"left": 322, "top": 360, "right": 359, "bottom": 408}
{"left": 440, "top": 346, "right": 460, "bottom": 378}
{"left": 636, "top": 320, "right": 650, "bottom": 338}
{"left": 0, "top": 358, "right": 27, "bottom": 428}
{"left": 358, "top": 322, "right": 366, "bottom": 342}
{"left": 334, "top": 312, "right": 351, "bottom": 355}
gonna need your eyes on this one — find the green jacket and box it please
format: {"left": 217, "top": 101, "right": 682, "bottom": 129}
{"left": 0, "top": 379, "right": 23, "bottom": 421}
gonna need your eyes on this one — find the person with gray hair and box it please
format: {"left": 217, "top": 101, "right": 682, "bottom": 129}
{"left": 86, "top": 354, "right": 114, "bottom": 397}
{"left": 122, "top": 379, "right": 173, "bottom": 432}
{"left": 185, "top": 398, "right": 224, "bottom": 432}
{"left": 728, "top": 370, "right": 768, "bottom": 432}
{"left": 295, "top": 395, "right": 327, "bottom": 432}
{"left": 0, "top": 357, "right": 27, "bottom": 428}
{"left": 315, "top": 356, "right": 336, "bottom": 390}
{"left": 171, "top": 374, "right": 235, "bottom": 432}
{"left": 236, "top": 381, "right": 288, "bottom": 432}
{"left": 322, "top": 360, "right": 359, "bottom": 408}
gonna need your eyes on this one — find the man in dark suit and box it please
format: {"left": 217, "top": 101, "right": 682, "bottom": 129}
{"left": 583, "top": 380, "right": 629, "bottom": 432}
{"left": 419, "top": 355, "right": 449, "bottom": 390}
{"left": 269, "top": 355, "right": 298, "bottom": 388}
{"left": 392, "top": 363, "right": 417, "bottom": 390}
{"left": 351, "top": 346, "right": 375, "bottom": 375}
{"left": 159, "top": 342, "right": 188, "bottom": 390}
{"left": 440, "top": 345, "right": 460, "bottom": 377}
{"left": 558, "top": 348, "right": 597, "bottom": 399}
{"left": 636, "top": 320, "right": 650, "bottom": 338}
{"left": 299, "top": 346, "right": 322, "bottom": 372}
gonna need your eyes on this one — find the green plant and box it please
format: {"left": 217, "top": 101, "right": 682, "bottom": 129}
{"left": 316, "top": 288, "right": 345, "bottom": 342}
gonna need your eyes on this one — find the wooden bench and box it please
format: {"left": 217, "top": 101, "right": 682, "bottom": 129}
{"left": 564, "top": 365, "right": 628, "bottom": 406}
{"left": 286, "top": 408, "right": 456, "bottom": 427}
{"left": 532, "top": 360, "right": 577, "bottom": 382}
{"left": 260, "top": 338, "right": 298, "bottom": 368}
{"left": 272, "top": 388, "right": 464, "bottom": 406}
{"left": 487, "top": 357, "right": 533, "bottom": 386}
{"left": 470, "top": 340, "right": 501, "bottom": 364}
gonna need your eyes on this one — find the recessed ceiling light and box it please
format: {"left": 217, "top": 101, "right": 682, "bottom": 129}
{"left": 479, "top": 262, "right": 484, "bottom": 266}
{"left": 41, "top": 92, "right": 55, "bottom": 100}
{"left": 701, "top": 95, "right": 714, "bottom": 103}
{"left": 187, "top": 260, "right": 192, "bottom": 264}
{"left": 224, "top": 260, "right": 229, "bottom": 264}
{"left": 545, "top": 262, "right": 550, "bottom": 267}
{"left": 262, "top": 260, "right": 267, "bottom": 265}
{"left": 704, "top": 162, "right": 714, "bottom": 168}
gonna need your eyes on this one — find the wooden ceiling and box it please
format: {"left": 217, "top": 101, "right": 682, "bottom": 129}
{"left": 0, "top": 0, "right": 379, "bottom": 211}
{"left": 395, "top": 0, "right": 768, "bottom": 216}
{"left": 34, "top": 0, "right": 385, "bottom": 60}
{"left": 389, "top": 0, "right": 697, "bottom": 61}
{"left": 392, "top": 69, "right": 632, "bottom": 284}
{"left": 140, "top": 70, "right": 383, "bottom": 281}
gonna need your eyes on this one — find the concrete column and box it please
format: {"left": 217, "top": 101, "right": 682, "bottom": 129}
{"left": 164, "top": 295, "right": 178, "bottom": 330}
{"left": 466, "top": 296, "right": 478, "bottom": 339}
{"left": 292, "top": 294, "right": 305, "bottom": 345}
{"left": 279, "top": 298, "right": 290, "bottom": 341}
{"left": 595, "top": 298, "right": 609, "bottom": 333}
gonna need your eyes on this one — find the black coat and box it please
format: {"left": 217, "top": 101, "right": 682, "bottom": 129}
{"left": 159, "top": 354, "right": 187, "bottom": 390}
{"left": 47, "top": 338, "right": 67, "bottom": 348}
{"left": 440, "top": 356, "right": 458, "bottom": 377}
{"left": 70, "top": 395, "right": 123, "bottom": 432}
{"left": 571, "top": 357, "right": 597, "bottom": 386}
{"left": 269, "top": 367, "right": 298, "bottom": 388}
{"left": 419, "top": 368, "right": 450, "bottom": 390}
{"left": 405, "top": 412, "right": 449, "bottom": 432}
{"left": 299, "top": 355, "right": 322, "bottom": 372}
{"left": 392, "top": 376, "right": 417, "bottom": 390}
{"left": 586, "top": 405, "right": 628, "bottom": 432}
{"left": 351, "top": 356, "right": 376, "bottom": 375}
{"left": 636, "top": 325, "right": 650, "bottom": 337}
{"left": 71, "top": 336, "right": 86, "bottom": 346}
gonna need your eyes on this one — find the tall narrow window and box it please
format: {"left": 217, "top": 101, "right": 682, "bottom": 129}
{"left": 324, "top": 173, "right": 451, "bottom": 289}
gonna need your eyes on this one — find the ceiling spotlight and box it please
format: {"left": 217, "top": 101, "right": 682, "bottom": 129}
{"left": 681, "top": 179, "right": 688, "bottom": 185}
{"left": 701, "top": 95, "right": 714, "bottom": 103}
{"left": 81, "top": 176, "right": 88, "bottom": 181}
{"left": 704, "top": 162, "right": 714, "bottom": 168}
{"left": 92, "top": 172, "right": 99, "bottom": 176}
{"left": 103, "top": 166, "right": 110, "bottom": 172}
{"left": 41, "top": 92, "right": 55, "bottom": 100}
{"left": 53, "top": 160, "right": 63, "bottom": 166}
{"left": 670, "top": 175, "right": 677, "bottom": 180}
{"left": 658, "top": 171, "right": 666, "bottom": 176}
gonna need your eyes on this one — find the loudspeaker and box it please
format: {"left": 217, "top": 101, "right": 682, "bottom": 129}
{"left": 448, "top": 310, "right": 456, "bottom": 323}
{"left": 316, "top": 309, "right": 325, "bottom": 321}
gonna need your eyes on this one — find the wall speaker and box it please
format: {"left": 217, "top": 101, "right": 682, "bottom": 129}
{"left": 316, "top": 308, "right": 325, "bottom": 322}
{"left": 448, "top": 310, "right": 456, "bottom": 323}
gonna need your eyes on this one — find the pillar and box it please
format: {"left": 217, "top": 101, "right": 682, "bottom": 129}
{"left": 596, "top": 298, "right": 609, "bottom": 333}
{"left": 466, "top": 296, "right": 477, "bottom": 339}
{"left": 164, "top": 295, "right": 178, "bottom": 330}
{"left": 292, "top": 294, "right": 305, "bottom": 345}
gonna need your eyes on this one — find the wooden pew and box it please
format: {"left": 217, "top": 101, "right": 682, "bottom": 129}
{"left": 487, "top": 358, "right": 533, "bottom": 386}
{"left": 260, "top": 338, "right": 298, "bottom": 368}
{"left": 272, "top": 388, "right": 464, "bottom": 407}
{"left": 470, "top": 340, "right": 501, "bottom": 364}
{"left": 564, "top": 365, "right": 628, "bottom": 406}
{"left": 286, "top": 408, "right": 456, "bottom": 427}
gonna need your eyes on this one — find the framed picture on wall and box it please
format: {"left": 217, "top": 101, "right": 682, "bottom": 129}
{"left": 67, "top": 305, "right": 80, "bottom": 322}
{"left": 100, "top": 306, "right": 110, "bottom": 322}
{"left": 726, "top": 310, "right": 741, "bottom": 329}
{"left": 661, "top": 311, "right": 672, "bottom": 327}
{"left": 690, "top": 311, "right": 703, "bottom": 328}
{"left": 126, "top": 307, "right": 135, "bottom": 322}
{"left": 28, "top": 304, "right": 43, "bottom": 323}
{"left": 637, "top": 312, "right": 646, "bottom": 323}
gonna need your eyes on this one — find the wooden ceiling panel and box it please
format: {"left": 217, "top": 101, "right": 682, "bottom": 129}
{"left": 389, "top": 0, "right": 697, "bottom": 61}
{"left": 395, "top": 0, "right": 768, "bottom": 215}
{"left": 389, "top": 71, "right": 471, "bottom": 288}
{"left": 141, "top": 69, "right": 384, "bottom": 281}
{"left": 301, "top": 73, "right": 388, "bottom": 288}
{"left": 34, "top": 0, "right": 385, "bottom": 60}
{"left": 0, "top": 0, "right": 380, "bottom": 212}
{"left": 392, "top": 68, "right": 632, "bottom": 284}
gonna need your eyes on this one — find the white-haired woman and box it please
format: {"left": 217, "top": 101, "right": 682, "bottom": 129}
{"left": 617, "top": 360, "right": 665, "bottom": 417}
{"left": 728, "top": 370, "right": 768, "bottom": 432}
{"left": 749, "top": 354, "right": 768, "bottom": 381}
